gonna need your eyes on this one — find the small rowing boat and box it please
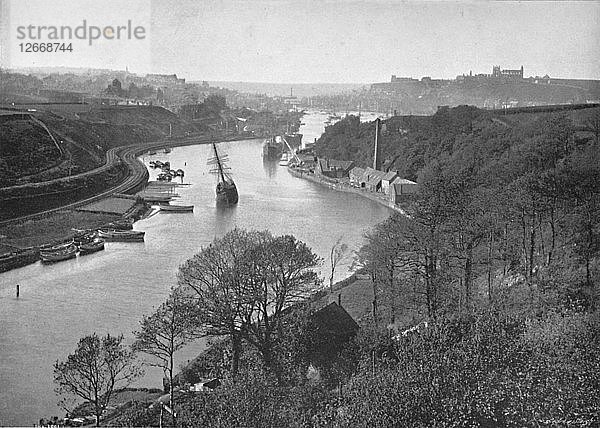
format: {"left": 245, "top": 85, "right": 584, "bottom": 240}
{"left": 98, "top": 229, "right": 145, "bottom": 242}
{"left": 159, "top": 205, "right": 194, "bottom": 213}
{"left": 41, "top": 244, "right": 78, "bottom": 263}
{"left": 40, "top": 239, "right": 75, "bottom": 252}
{"left": 103, "top": 219, "right": 134, "bottom": 230}
{"left": 79, "top": 239, "right": 105, "bottom": 255}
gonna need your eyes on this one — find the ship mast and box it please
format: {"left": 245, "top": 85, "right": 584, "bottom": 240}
{"left": 212, "top": 142, "right": 227, "bottom": 183}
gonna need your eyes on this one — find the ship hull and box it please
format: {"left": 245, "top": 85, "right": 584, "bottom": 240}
{"left": 216, "top": 182, "right": 239, "bottom": 205}
{"left": 262, "top": 142, "right": 282, "bottom": 160}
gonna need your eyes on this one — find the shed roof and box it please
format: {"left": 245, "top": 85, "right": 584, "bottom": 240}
{"left": 392, "top": 177, "right": 417, "bottom": 185}
{"left": 382, "top": 170, "right": 399, "bottom": 181}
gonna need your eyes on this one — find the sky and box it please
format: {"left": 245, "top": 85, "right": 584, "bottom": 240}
{"left": 1, "top": 0, "right": 599, "bottom": 83}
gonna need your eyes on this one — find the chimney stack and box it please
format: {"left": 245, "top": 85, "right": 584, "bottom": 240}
{"left": 373, "top": 118, "right": 381, "bottom": 171}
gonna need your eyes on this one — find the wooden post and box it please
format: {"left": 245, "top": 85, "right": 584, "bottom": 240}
{"left": 16, "top": 284, "right": 19, "bottom": 298}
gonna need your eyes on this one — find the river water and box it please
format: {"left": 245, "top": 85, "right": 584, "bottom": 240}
{"left": 0, "top": 111, "right": 390, "bottom": 426}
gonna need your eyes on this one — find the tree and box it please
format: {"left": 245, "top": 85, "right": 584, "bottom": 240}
{"left": 133, "top": 287, "right": 201, "bottom": 419}
{"left": 178, "top": 228, "right": 259, "bottom": 381}
{"left": 54, "top": 333, "right": 141, "bottom": 426}
{"left": 179, "top": 229, "right": 321, "bottom": 383}
{"left": 241, "top": 233, "right": 321, "bottom": 381}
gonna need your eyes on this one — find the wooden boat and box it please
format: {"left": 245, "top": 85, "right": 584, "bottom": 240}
{"left": 278, "top": 152, "right": 290, "bottom": 166}
{"left": 160, "top": 205, "right": 194, "bottom": 213}
{"left": 208, "top": 142, "right": 238, "bottom": 205}
{"left": 41, "top": 244, "right": 78, "bottom": 263}
{"left": 263, "top": 137, "right": 282, "bottom": 160}
{"left": 98, "top": 229, "right": 145, "bottom": 242}
{"left": 73, "top": 231, "right": 96, "bottom": 246}
{"left": 40, "top": 239, "right": 75, "bottom": 252}
{"left": 79, "top": 239, "right": 105, "bottom": 255}
{"left": 104, "top": 219, "right": 134, "bottom": 230}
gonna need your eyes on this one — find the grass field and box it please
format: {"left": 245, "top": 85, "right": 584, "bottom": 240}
{"left": 0, "top": 210, "right": 119, "bottom": 249}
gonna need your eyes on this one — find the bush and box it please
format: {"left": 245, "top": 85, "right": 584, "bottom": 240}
{"left": 335, "top": 311, "right": 600, "bottom": 427}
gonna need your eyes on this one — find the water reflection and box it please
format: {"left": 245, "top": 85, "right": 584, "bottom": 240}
{"left": 262, "top": 158, "right": 279, "bottom": 178}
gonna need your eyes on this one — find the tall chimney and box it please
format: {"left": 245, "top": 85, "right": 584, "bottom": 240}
{"left": 373, "top": 118, "right": 381, "bottom": 171}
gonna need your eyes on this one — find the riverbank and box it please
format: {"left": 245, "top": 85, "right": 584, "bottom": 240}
{"left": 286, "top": 166, "right": 410, "bottom": 215}
{"left": 0, "top": 134, "right": 257, "bottom": 273}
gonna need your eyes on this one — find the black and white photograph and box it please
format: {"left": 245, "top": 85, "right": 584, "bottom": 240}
{"left": 1, "top": 0, "right": 599, "bottom": 426}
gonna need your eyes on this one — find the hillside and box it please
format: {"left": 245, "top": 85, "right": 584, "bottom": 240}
{"left": 0, "top": 106, "right": 199, "bottom": 187}
{"left": 315, "top": 104, "right": 600, "bottom": 180}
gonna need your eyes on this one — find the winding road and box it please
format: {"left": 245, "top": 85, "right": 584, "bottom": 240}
{"left": 0, "top": 133, "right": 249, "bottom": 226}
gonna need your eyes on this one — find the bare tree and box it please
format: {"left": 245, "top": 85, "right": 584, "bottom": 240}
{"left": 177, "top": 228, "right": 258, "bottom": 381}
{"left": 132, "top": 287, "right": 201, "bottom": 420}
{"left": 54, "top": 333, "right": 141, "bottom": 427}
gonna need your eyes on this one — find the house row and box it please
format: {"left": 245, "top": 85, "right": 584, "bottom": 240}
{"left": 349, "top": 166, "right": 417, "bottom": 203}
{"left": 312, "top": 157, "right": 418, "bottom": 204}
{"left": 315, "top": 158, "right": 355, "bottom": 179}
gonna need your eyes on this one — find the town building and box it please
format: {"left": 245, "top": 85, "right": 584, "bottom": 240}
{"left": 315, "top": 158, "right": 355, "bottom": 179}
{"left": 349, "top": 167, "right": 366, "bottom": 187}
{"left": 389, "top": 178, "right": 417, "bottom": 204}
{"left": 381, "top": 170, "right": 399, "bottom": 194}
{"left": 190, "top": 378, "right": 221, "bottom": 392}
{"left": 145, "top": 73, "right": 186, "bottom": 86}
{"left": 363, "top": 167, "right": 386, "bottom": 192}
{"left": 491, "top": 65, "right": 524, "bottom": 80}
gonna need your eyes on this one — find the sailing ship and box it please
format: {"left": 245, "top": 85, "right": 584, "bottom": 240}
{"left": 208, "top": 142, "right": 238, "bottom": 205}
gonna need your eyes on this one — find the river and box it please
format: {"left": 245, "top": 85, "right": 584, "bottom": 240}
{"left": 0, "top": 111, "right": 390, "bottom": 426}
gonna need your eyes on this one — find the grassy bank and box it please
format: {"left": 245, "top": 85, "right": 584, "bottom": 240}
{"left": 0, "top": 210, "right": 120, "bottom": 249}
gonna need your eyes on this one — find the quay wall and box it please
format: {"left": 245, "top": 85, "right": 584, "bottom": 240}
{"left": 286, "top": 167, "right": 407, "bottom": 214}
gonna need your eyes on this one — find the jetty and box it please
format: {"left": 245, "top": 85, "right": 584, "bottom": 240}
{"left": 136, "top": 181, "right": 181, "bottom": 203}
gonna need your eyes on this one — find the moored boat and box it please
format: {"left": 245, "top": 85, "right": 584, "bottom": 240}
{"left": 279, "top": 152, "right": 290, "bottom": 166}
{"left": 40, "top": 239, "right": 75, "bottom": 252}
{"left": 159, "top": 205, "right": 194, "bottom": 212}
{"left": 262, "top": 137, "right": 282, "bottom": 160}
{"left": 208, "top": 142, "right": 239, "bottom": 205}
{"left": 103, "top": 219, "right": 134, "bottom": 230}
{"left": 98, "top": 229, "right": 145, "bottom": 242}
{"left": 283, "top": 133, "right": 303, "bottom": 149}
{"left": 79, "top": 239, "right": 105, "bottom": 255}
{"left": 40, "top": 244, "right": 78, "bottom": 263}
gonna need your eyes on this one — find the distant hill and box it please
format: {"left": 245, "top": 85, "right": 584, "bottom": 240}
{"left": 205, "top": 81, "right": 366, "bottom": 97}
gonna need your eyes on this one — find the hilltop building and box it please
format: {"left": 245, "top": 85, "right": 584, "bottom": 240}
{"left": 492, "top": 65, "right": 524, "bottom": 79}
{"left": 145, "top": 73, "right": 186, "bottom": 86}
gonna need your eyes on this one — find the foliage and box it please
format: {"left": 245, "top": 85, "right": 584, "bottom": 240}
{"left": 336, "top": 311, "right": 600, "bottom": 427}
{"left": 132, "top": 287, "right": 201, "bottom": 416}
{"left": 178, "top": 228, "right": 321, "bottom": 381}
{"left": 54, "top": 333, "right": 142, "bottom": 426}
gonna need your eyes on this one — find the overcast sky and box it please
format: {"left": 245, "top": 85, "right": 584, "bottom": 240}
{"left": 3, "top": 0, "right": 599, "bottom": 83}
